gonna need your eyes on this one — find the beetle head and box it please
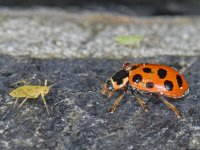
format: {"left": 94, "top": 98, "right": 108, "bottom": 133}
{"left": 101, "top": 70, "right": 129, "bottom": 96}
{"left": 122, "top": 62, "right": 132, "bottom": 71}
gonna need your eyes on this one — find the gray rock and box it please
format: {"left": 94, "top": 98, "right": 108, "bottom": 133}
{"left": 0, "top": 8, "right": 200, "bottom": 59}
{"left": 0, "top": 55, "right": 199, "bottom": 150}
{"left": 0, "top": 7, "right": 200, "bottom": 150}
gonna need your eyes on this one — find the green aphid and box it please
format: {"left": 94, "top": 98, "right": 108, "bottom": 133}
{"left": 9, "top": 80, "right": 50, "bottom": 114}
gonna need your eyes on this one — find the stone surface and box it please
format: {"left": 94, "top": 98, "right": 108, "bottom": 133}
{"left": 0, "top": 55, "right": 200, "bottom": 150}
{"left": 0, "top": 0, "right": 200, "bottom": 16}
{"left": 0, "top": 8, "right": 200, "bottom": 59}
{"left": 0, "top": 7, "right": 200, "bottom": 150}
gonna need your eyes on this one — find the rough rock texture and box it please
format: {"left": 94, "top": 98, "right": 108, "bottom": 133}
{"left": 0, "top": 55, "right": 200, "bottom": 150}
{"left": 0, "top": 8, "right": 200, "bottom": 59}
{"left": 0, "top": 0, "right": 200, "bottom": 16}
{"left": 0, "top": 7, "right": 200, "bottom": 150}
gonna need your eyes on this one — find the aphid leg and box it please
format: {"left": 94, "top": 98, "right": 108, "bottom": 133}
{"left": 41, "top": 95, "right": 49, "bottom": 115}
{"left": 18, "top": 97, "right": 28, "bottom": 108}
{"left": 131, "top": 90, "right": 149, "bottom": 112}
{"left": 109, "top": 92, "right": 125, "bottom": 113}
{"left": 44, "top": 80, "right": 48, "bottom": 86}
{"left": 161, "top": 98, "right": 182, "bottom": 118}
{"left": 14, "top": 98, "right": 19, "bottom": 108}
{"left": 11, "top": 80, "right": 29, "bottom": 86}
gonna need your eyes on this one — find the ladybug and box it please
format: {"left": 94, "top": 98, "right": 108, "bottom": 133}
{"left": 101, "top": 63, "right": 189, "bottom": 118}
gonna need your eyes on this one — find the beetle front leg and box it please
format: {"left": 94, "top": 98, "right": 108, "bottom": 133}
{"left": 109, "top": 92, "right": 125, "bottom": 113}
{"left": 109, "top": 86, "right": 128, "bottom": 112}
{"left": 101, "top": 82, "right": 115, "bottom": 98}
{"left": 101, "top": 82, "right": 109, "bottom": 95}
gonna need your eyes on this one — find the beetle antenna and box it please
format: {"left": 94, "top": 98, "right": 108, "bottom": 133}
{"left": 189, "top": 82, "right": 200, "bottom": 87}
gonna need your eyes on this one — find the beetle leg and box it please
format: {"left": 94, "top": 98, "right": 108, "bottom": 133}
{"left": 101, "top": 82, "right": 114, "bottom": 98}
{"left": 109, "top": 92, "right": 125, "bottom": 113}
{"left": 41, "top": 95, "right": 49, "bottom": 115}
{"left": 101, "top": 82, "right": 108, "bottom": 95}
{"left": 131, "top": 90, "right": 149, "bottom": 112}
{"left": 162, "top": 98, "right": 182, "bottom": 118}
{"left": 108, "top": 91, "right": 114, "bottom": 98}
{"left": 18, "top": 97, "right": 28, "bottom": 108}
{"left": 135, "top": 95, "right": 149, "bottom": 112}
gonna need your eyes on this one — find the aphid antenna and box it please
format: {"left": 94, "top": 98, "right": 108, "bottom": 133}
{"left": 10, "top": 75, "right": 39, "bottom": 86}
{"left": 10, "top": 79, "right": 29, "bottom": 86}
{"left": 49, "top": 80, "right": 63, "bottom": 88}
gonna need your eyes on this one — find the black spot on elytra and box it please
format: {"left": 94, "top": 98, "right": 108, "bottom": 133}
{"left": 146, "top": 82, "right": 154, "bottom": 88}
{"left": 157, "top": 68, "right": 167, "bottom": 79}
{"left": 143, "top": 68, "right": 151, "bottom": 73}
{"left": 131, "top": 65, "right": 139, "bottom": 70}
{"left": 132, "top": 74, "right": 142, "bottom": 83}
{"left": 164, "top": 80, "right": 173, "bottom": 91}
{"left": 176, "top": 75, "right": 183, "bottom": 88}
{"left": 112, "top": 70, "right": 129, "bottom": 85}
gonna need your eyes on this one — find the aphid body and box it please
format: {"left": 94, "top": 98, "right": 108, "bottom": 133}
{"left": 9, "top": 80, "right": 50, "bottom": 114}
{"left": 10, "top": 86, "right": 49, "bottom": 98}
